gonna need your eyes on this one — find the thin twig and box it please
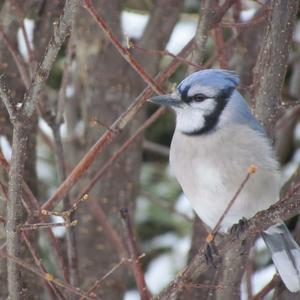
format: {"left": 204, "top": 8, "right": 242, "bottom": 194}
{"left": 87, "top": 199, "right": 127, "bottom": 258}
{"left": 120, "top": 208, "right": 151, "bottom": 300}
{"left": 9, "top": 0, "right": 35, "bottom": 63}
{"left": 0, "top": 25, "right": 30, "bottom": 88}
{"left": 52, "top": 123, "right": 79, "bottom": 287}
{"left": 22, "top": 0, "right": 79, "bottom": 118}
{"left": 0, "top": 76, "right": 16, "bottom": 120}
{"left": 56, "top": 33, "right": 75, "bottom": 124}
{"left": 83, "top": 0, "right": 163, "bottom": 95}
{"left": 127, "top": 40, "right": 200, "bottom": 69}
{"left": 0, "top": 250, "right": 94, "bottom": 300}
{"left": 183, "top": 282, "right": 226, "bottom": 290}
{"left": 22, "top": 232, "right": 66, "bottom": 300}
{"left": 20, "top": 221, "right": 78, "bottom": 231}
{"left": 252, "top": 274, "right": 280, "bottom": 300}
{"left": 79, "top": 259, "right": 125, "bottom": 300}
{"left": 141, "top": 190, "right": 192, "bottom": 222}
{"left": 212, "top": 26, "right": 228, "bottom": 69}
{"left": 220, "top": 9, "right": 270, "bottom": 29}
{"left": 207, "top": 165, "right": 257, "bottom": 242}
{"left": 0, "top": 152, "right": 70, "bottom": 282}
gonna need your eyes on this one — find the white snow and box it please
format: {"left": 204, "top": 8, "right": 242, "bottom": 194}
{"left": 123, "top": 290, "right": 139, "bottom": 300}
{"left": 17, "top": 19, "right": 35, "bottom": 62}
{"left": 0, "top": 136, "right": 12, "bottom": 160}
{"left": 51, "top": 215, "right": 66, "bottom": 238}
{"left": 122, "top": 11, "right": 149, "bottom": 39}
{"left": 166, "top": 19, "right": 197, "bottom": 54}
{"left": 121, "top": 11, "right": 197, "bottom": 54}
{"left": 144, "top": 233, "right": 191, "bottom": 293}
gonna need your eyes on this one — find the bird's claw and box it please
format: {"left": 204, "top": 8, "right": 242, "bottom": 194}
{"left": 230, "top": 217, "right": 248, "bottom": 238}
{"left": 204, "top": 238, "right": 219, "bottom": 266}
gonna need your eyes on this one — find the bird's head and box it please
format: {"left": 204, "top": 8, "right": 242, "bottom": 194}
{"left": 150, "top": 69, "right": 240, "bottom": 135}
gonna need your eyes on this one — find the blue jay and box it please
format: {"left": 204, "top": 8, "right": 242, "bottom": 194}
{"left": 149, "top": 69, "right": 300, "bottom": 292}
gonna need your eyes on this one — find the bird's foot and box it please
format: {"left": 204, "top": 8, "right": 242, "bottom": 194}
{"left": 230, "top": 217, "right": 248, "bottom": 238}
{"left": 204, "top": 233, "right": 219, "bottom": 266}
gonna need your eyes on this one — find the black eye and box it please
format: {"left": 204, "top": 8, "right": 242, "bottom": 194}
{"left": 192, "top": 94, "right": 207, "bottom": 102}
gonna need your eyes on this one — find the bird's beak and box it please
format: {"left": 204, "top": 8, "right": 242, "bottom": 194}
{"left": 148, "top": 91, "right": 182, "bottom": 107}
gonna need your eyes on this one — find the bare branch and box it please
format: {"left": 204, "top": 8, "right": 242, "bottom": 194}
{"left": 22, "top": 233, "right": 66, "bottom": 300}
{"left": 79, "top": 259, "right": 125, "bottom": 300}
{"left": 120, "top": 208, "right": 151, "bottom": 300}
{"left": 0, "top": 250, "right": 94, "bottom": 300}
{"left": 0, "top": 76, "right": 16, "bottom": 120}
{"left": 0, "top": 25, "right": 30, "bottom": 88}
{"left": 209, "top": 165, "right": 257, "bottom": 239}
{"left": 253, "top": 0, "right": 298, "bottom": 135}
{"left": 22, "top": 0, "right": 79, "bottom": 118}
{"left": 83, "top": 0, "right": 163, "bottom": 95}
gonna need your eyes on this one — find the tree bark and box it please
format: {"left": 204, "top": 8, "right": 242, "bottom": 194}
{"left": 253, "top": 0, "right": 298, "bottom": 136}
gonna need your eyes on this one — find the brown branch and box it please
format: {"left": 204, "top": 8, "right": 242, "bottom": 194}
{"left": 143, "top": 140, "right": 170, "bottom": 158}
{"left": 127, "top": 40, "right": 201, "bottom": 69}
{"left": 52, "top": 123, "right": 79, "bottom": 287}
{"left": 22, "top": 232, "right": 66, "bottom": 300}
{"left": 252, "top": 275, "right": 280, "bottom": 300}
{"left": 0, "top": 250, "right": 94, "bottom": 299}
{"left": 0, "top": 25, "right": 30, "bottom": 88}
{"left": 20, "top": 221, "right": 78, "bottom": 231}
{"left": 220, "top": 9, "right": 270, "bottom": 29}
{"left": 189, "top": 0, "right": 236, "bottom": 70}
{"left": 83, "top": 0, "right": 163, "bottom": 95}
{"left": 120, "top": 208, "right": 151, "bottom": 300}
{"left": 9, "top": 0, "right": 34, "bottom": 63}
{"left": 87, "top": 199, "right": 127, "bottom": 258}
{"left": 209, "top": 165, "right": 257, "bottom": 239}
{"left": 41, "top": 38, "right": 194, "bottom": 211}
{"left": 212, "top": 26, "right": 228, "bottom": 69}
{"left": 79, "top": 259, "right": 125, "bottom": 300}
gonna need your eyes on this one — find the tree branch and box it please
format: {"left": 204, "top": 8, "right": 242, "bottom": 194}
{"left": 253, "top": 0, "right": 298, "bottom": 135}
{"left": 0, "top": 76, "right": 16, "bottom": 120}
{"left": 22, "top": 0, "right": 79, "bottom": 118}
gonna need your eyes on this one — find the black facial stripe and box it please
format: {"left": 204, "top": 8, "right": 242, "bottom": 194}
{"left": 179, "top": 85, "right": 191, "bottom": 103}
{"left": 183, "top": 86, "right": 235, "bottom": 136}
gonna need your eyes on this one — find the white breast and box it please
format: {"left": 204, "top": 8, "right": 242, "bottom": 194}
{"left": 169, "top": 125, "right": 280, "bottom": 232}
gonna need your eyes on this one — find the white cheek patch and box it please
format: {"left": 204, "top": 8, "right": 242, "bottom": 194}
{"left": 190, "top": 98, "right": 217, "bottom": 115}
{"left": 175, "top": 106, "right": 205, "bottom": 133}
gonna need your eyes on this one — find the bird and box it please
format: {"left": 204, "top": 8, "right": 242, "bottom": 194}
{"left": 149, "top": 69, "right": 300, "bottom": 293}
